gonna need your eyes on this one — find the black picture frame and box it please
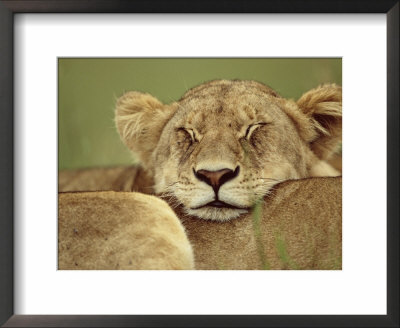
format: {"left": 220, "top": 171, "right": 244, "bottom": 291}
{"left": 0, "top": 1, "right": 398, "bottom": 327}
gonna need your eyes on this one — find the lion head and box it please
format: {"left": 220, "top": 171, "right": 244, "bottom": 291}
{"left": 115, "top": 80, "right": 342, "bottom": 221}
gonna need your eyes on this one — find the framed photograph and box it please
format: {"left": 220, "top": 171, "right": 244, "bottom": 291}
{"left": 57, "top": 57, "right": 343, "bottom": 272}
{"left": 0, "top": 1, "right": 398, "bottom": 327}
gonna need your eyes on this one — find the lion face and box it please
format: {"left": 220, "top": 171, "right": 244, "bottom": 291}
{"left": 153, "top": 82, "right": 312, "bottom": 220}
{"left": 116, "top": 80, "right": 341, "bottom": 221}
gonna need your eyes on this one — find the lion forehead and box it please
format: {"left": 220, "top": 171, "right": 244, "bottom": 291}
{"left": 174, "top": 87, "right": 280, "bottom": 133}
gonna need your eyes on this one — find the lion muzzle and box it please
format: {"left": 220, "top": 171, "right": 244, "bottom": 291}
{"left": 193, "top": 166, "right": 240, "bottom": 194}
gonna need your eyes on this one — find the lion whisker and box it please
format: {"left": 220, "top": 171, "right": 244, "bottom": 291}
{"left": 258, "top": 177, "right": 282, "bottom": 182}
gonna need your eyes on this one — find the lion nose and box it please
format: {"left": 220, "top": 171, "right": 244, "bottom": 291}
{"left": 193, "top": 166, "right": 240, "bottom": 193}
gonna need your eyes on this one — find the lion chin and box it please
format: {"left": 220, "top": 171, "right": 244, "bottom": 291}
{"left": 186, "top": 206, "right": 249, "bottom": 221}
{"left": 116, "top": 79, "right": 342, "bottom": 221}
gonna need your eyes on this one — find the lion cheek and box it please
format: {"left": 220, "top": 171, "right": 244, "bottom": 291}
{"left": 309, "top": 160, "right": 340, "bottom": 177}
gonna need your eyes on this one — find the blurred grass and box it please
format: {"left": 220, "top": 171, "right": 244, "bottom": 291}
{"left": 274, "top": 232, "right": 299, "bottom": 270}
{"left": 58, "top": 58, "right": 341, "bottom": 170}
{"left": 251, "top": 200, "right": 270, "bottom": 269}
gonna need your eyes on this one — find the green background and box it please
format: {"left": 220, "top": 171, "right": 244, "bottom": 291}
{"left": 58, "top": 58, "right": 341, "bottom": 170}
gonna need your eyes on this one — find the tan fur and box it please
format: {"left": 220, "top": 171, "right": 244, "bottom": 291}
{"left": 115, "top": 80, "right": 342, "bottom": 221}
{"left": 115, "top": 92, "right": 177, "bottom": 171}
{"left": 58, "top": 177, "right": 341, "bottom": 270}
{"left": 58, "top": 165, "right": 154, "bottom": 193}
{"left": 296, "top": 84, "right": 342, "bottom": 160}
{"left": 58, "top": 191, "right": 194, "bottom": 270}
{"left": 171, "top": 177, "right": 342, "bottom": 270}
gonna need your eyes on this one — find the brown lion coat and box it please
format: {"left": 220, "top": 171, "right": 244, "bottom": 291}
{"left": 174, "top": 177, "right": 341, "bottom": 270}
{"left": 58, "top": 191, "right": 194, "bottom": 270}
{"left": 58, "top": 175, "right": 341, "bottom": 270}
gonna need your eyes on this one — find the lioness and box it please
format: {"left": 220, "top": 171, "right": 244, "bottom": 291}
{"left": 115, "top": 80, "right": 341, "bottom": 221}
{"left": 58, "top": 79, "right": 342, "bottom": 270}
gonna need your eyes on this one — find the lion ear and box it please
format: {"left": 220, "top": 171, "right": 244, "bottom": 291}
{"left": 296, "top": 84, "right": 342, "bottom": 160}
{"left": 115, "top": 91, "right": 177, "bottom": 170}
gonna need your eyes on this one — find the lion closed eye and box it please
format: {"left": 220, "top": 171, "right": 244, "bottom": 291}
{"left": 115, "top": 80, "right": 342, "bottom": 221}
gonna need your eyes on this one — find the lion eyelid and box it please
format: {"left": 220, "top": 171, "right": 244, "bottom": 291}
{"left": 191, "top": 130, "right": 197, "bottom": 142}
{"left": 245, "top": 122, "right": 268, "bottom": 139}
{"left": 244, "top": 125, "right": 252, "bottom": 138}
{"left": 177, "top": 127, "right": 197, "bottom": 143}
